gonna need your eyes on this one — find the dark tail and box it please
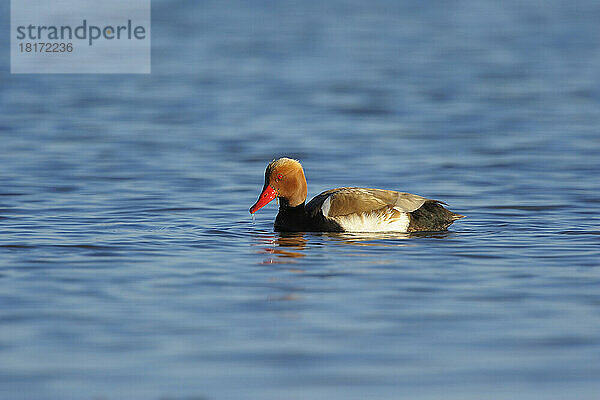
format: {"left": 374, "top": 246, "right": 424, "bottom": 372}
{"left": 451, "top": 212, "right": 466, "bottom": 221}
{"left": 408, "top": 201, "right": 465, "bottom": 232}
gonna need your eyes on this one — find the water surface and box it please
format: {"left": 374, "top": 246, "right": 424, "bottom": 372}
{"left": 1, "top": 1, "right": 600, "bottom": 399}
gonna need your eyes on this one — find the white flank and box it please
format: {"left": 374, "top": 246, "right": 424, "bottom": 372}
{"left": 333, "top": 209, "right": 410, "bottom": 233}
{"left": 321, "top": 195, "right": 332, "bottom": 217}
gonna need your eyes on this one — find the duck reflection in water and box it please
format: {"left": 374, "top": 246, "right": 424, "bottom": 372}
{"left": 253, "top": 230, "right": 455, "bottom": 264}
{"left": 324, "top": 230, "right": 453, "bottom": 245}
{"left": 254, "top": 232, "right": 308, "bottom": 264}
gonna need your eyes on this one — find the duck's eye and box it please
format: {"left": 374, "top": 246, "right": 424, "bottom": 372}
{"left": 276, "top": 174, "right": 283, "bottom": 181}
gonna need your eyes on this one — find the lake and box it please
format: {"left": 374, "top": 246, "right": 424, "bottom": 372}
{"left": 1, "top": 0, "right": 599, "bottom": 399}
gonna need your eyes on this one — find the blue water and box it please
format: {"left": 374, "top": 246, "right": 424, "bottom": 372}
{"left": 1, "top": 1, "right": 600, "bottom": 399}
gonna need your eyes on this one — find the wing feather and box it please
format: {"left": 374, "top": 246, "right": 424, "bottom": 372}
{"left": 307, "top": 187, "right": 431, "bottom": 218}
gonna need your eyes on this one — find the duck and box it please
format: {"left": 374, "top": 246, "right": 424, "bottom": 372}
{"left": 249, "top": 158, "right": 465, "bottom": 232}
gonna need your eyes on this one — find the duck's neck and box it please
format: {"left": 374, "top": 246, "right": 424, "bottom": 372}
{"left": 279, "top": 198, "right": 306, "bottom": 214}
{"left": 275, "top": 200, "right": 309, "bottom": 232}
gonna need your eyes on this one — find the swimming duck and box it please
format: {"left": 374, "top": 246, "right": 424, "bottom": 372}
{"left": 249, "top": 158, "right": 464, "bottom": 232}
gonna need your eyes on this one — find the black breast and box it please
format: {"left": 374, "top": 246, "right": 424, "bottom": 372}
{"left": 274, "top": 204, "right": 343, "bottom": 232}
